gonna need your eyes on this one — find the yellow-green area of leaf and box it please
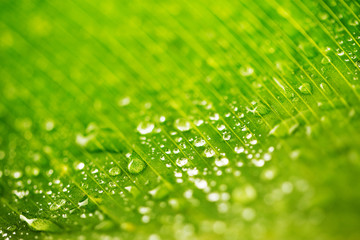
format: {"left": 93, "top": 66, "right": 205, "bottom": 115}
{"left": 232, "top": 184, "right": 257, "bottom": 204}
{"left": 269, "top": 118, "right": 300, "bottom": 137}
{"left": 20, "top": 215, "right": 62, "bottom": 232}
{"left": 149, "top": 184, "right": 171, "bottom": 200}
{"left": 318, "top": 98, "right": 346, "bottom": 111}
{"left": 94, "top": 220, "right": 115, "bottom": 231}
{"left": 76, "top": 124, "right": 126, "bottom": 153}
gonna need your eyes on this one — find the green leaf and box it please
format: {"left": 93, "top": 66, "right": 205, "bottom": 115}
{"left": 1, "top": 0, "right": 360, "bottom": 239}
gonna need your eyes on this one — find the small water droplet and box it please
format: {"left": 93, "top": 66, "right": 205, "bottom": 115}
{"left": 194, "top": 138, "right": 206, "bottom": 147}
{"left": 175, "top": 157, "right": 190, "bottom": 167}
{"left": 204, "top": 148, "right": 216, "bottom": 158}
{"left": 320, "top": 83, "right": 333, "bottom": 96}
{"left": 298, "top": 83, "right": 312, "bottom": 95}
{"left": 215, "top": 157, "right": 229, "bottom": 167}
{"left": 109, "top": 166, "right": 121, "bottom": 176}
{"left": 239, "top": 65, "right": 254, "bottom": 76}
{"left": 234, "top": 146, "right": 244, "bottom": 153}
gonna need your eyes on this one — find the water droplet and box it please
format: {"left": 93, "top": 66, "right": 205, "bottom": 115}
{"left": 234, "top": 146, "right": 244, "bottom": 153}
{"left": 207, "top": 192, "right": 220, "bottom": 202}
{"left": 242, "top": 208, "right": 256, "bottom": 221}
{"left": 356, "top": 61, "right": 360, "bottom": 68}
{"left": 137, "top": 121, "right": 155, "bottom": 135}
{"left": 239, "top": 65, "right": 254, "bottom": 76}
{"left": 49, "top": 199, "right": 66, "bottom": 211}
{"left": 194, "top": 138, "right": 206, "bottom": 147}
{"left": 217, "top": 124, "right": 226, "bottom": 131}
{"left": 20, "top": 215, "right": 62, "bottom": 232}
{"left": 209, "top": 113, "right": 220, "bottom": 121}
{"left": 320, "top": 83, "right": 333, "bottom": 96}
{"left": 222, "top": 133, "right": 231, "bottom": 141}
{"left": 118, "top": 96, "right": 130, "bottom": 106}
{"left": 109, "top": 166, "right": 121, "bottom": 176}
{"left": 12, "top": 171, "right": 22, "bottom": 179}
{"left": 78, "top": 198, "right": 88, "bottom": 207}
{"left": 45, "top": 120, "right": 55, "bottom": 131}
{"left": 128, "top": 158, "right": 146, "bottom": 174}
{"left": 247, "top": 104, "right": 270, "bottom": 116}
{"left": 194, "top": 179, "right": 208, "bottom": 189}
{"left": 175, "top": 157, "right": 190, "bottom": 167}
{"left": 204, "top": 148, "right": 216, "bottom": 158}
{"left": 298, "top": 83, "right": 312, "bottom": 95}
{"left": 75, "top": 162, "right": 85, "bottom": 170}
{"left": 215, "top": 157, "right": 229, "bottom": 167}
{"left": 321, "top": 56, "right": 331, "bottom": 64}
{"left": 174, "top": 118, "right": 192, "bottom": 132}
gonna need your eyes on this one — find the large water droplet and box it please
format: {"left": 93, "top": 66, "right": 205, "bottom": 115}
{"left": 128, "top": 158, "right": 146, "bottom": 174}
{"left": 20, "top": 215, "right": 62, "bottom": 232}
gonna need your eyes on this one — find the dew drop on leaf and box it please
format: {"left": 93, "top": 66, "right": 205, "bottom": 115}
{"left": 204, "top": 147, "right": 216, "bottom": 158}
{"left": 194, "top": 138, "right": 206, "bottom": 147}
{"left": 109, "top": 166, "right": 121, "bottom": 176}
{"left": 320, "top": 83, "right": 333, "bottom": 96}
{"left": 137, "top": 121, "right": 155, "bottom": 135}
{"left": 49, "top": 199, "right": 66, "bottom": 211}
{"left": 215, "top": 157, "right": 229, "bottom": 167}
{"left": 20, "top": 215, "right": 62, "bottom": 232}
{"left": 175, "top": 157, "right": 189, "bottom": 167}
{"left": 128, "top": 158, "right": 146, "bottom": 174}
{"left": 174, "top": 118, "right": 192, "bottom": 132}
{"left": 298, "top": 83, "right": 312, "bottom": 95}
